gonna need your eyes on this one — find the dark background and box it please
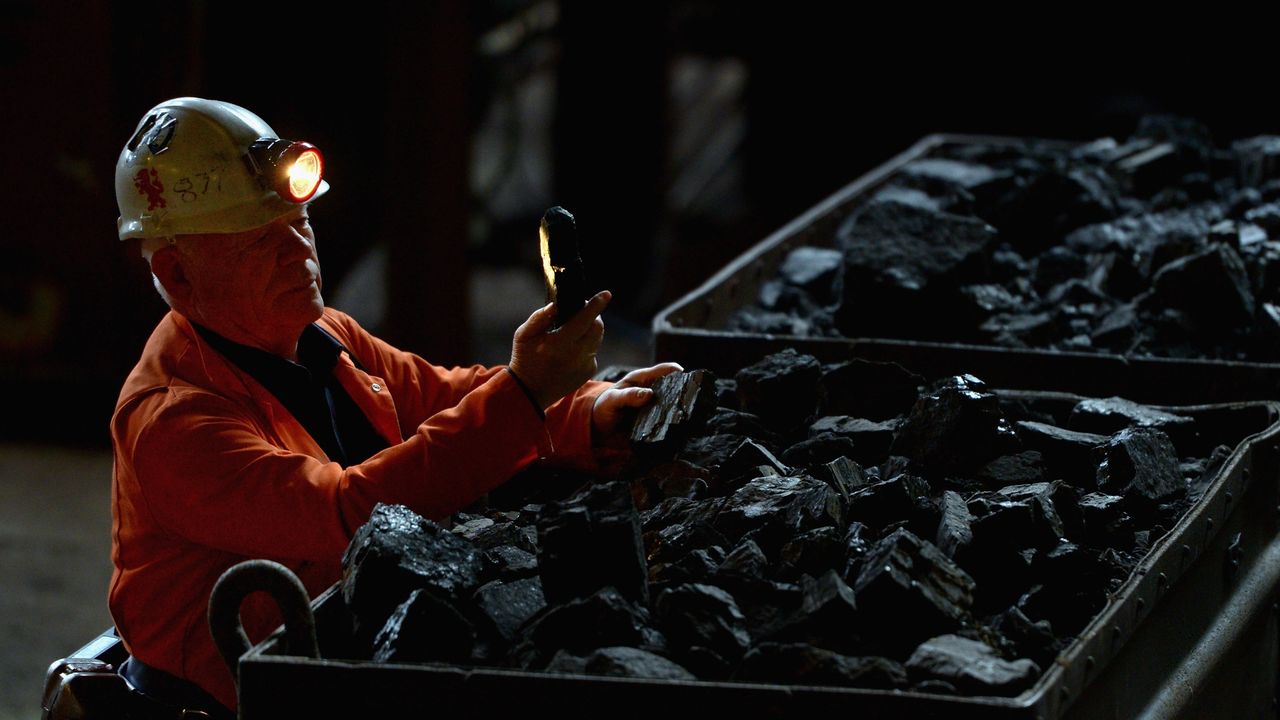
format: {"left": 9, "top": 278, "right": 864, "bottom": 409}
{"left": 3, "top": 1, "right": 1278, "bottom": 445}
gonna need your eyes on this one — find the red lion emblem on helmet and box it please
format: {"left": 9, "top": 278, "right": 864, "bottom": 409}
{"left": 134, "top": 169, "right": 167, "bottom": 211}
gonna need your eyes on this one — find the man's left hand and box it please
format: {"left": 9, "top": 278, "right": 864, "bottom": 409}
{"left": 591, "top": 362, "right": 685, "bottom": 444}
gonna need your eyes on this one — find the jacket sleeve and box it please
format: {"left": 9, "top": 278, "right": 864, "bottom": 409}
{"left": 125, "top": 367, "right": 559, "bottom": 563}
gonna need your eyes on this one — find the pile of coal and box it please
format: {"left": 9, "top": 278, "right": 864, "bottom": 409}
{"left": 338, "top": 356, "right": 1237, "bottom": 699}
{"left": 730, "top": 116, "right": 1280, "bottom": 361}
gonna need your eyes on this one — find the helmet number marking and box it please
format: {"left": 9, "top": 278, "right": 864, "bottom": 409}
{"left": 173, "top": 168, "right": 223, "bottom": 203}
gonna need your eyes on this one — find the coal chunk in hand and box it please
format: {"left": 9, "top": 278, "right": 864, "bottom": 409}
{"left": 630, "top": 370, "right": 719, "bottom": 454}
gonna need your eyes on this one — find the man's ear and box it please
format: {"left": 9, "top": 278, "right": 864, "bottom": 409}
{"left": 148, "top": 245, "right": 193, "bottom": 307}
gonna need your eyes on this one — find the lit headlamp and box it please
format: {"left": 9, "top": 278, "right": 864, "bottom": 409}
{"left": 245, "top": 138, "right": 325, "bottom": 203}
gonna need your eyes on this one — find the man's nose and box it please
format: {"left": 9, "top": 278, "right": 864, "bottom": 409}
{"left": 273, "top": 223, "right": 314, "bottom": 264}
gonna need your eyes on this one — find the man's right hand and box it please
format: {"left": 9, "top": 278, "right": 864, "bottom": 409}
{"left": 509, "top": 290, "right": 611, "bottom": 410}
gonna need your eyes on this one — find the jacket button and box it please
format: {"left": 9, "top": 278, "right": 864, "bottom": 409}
{"left": 371, "top": 383, "right": 382, "bottom": 392}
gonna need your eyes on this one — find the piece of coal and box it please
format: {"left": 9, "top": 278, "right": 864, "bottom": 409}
{"left": 976, "top": 451, "right": 1046, "bottom": 489}
{"left": 835, "top": 200, "right": 1000, "bottom": 338}
{"left": 630, "top": 460, "right": 713, "bottom": 510}
{"left": 509, "top": 586, "right": 667, "bottom": 671}
{"left": 1147, "top": 243, "right": 1256, "bottom": 330}
{"left": 734, "top": 642, "right": 908, "bottom": 689}
{"left": 545, "top": 646, "right": 696, "bottom": 680}
{"left": 818, "top": 360, "right": 924, "bottom": 421}
{"left": 342, "top": 504, "right": 485, "bottom": 640}
{"left": 735, "top": 349, "right": 822, "bottom": 432}
{"left": 779, "top": 246, "right": 844, "bottom": 305}
{"left": 540, "top": 206, "right": 590, "bottom": 328}
{"left": 372, "top": 588, "right": 475, "bottom": 663}
{"left": 714, "top": 378, "right": 739, "bottom": 409}
{"left": 711, "top": 475, "right": 843, "bottom": 548}
{"left": 703, "top": 408, "right": 780, "bottom": 448}
{"left": 905, "top": 634, "right": 1039, "bottom": 696}
{"left": 650, "top": 547, "right": 725, "bottom": 587}
{"left": 1068, "top": 396, "right": 1195, "bottom": 437}
{"left": 782, "top": 432, "right": 859, "bottom": 470}
{"left": 809, "top": 416, "right": 898, "bottom": 466}
{"left": 1078, "top": 492, "right": 1133, "bottom": 547}
{"left": 537, "top": 481, "right": 649, "bottom": 606}
{"left": 719, "top": 439, "right": 790, "bottom": 487}
{"left": 640, "top": 496, "right": 726, "bottom": 534}
{"left": 841, "top": 522, "right": 874, "bottom": 582}
{"left": 989, "top": 606, "right": 1059, "bottom": 669}
{"left": 853, "top": 528, "right": 976, "bottom": 655}
{"left": 935, "top": 491, "right": 974, "bottom": 558}
{"left": 891, "top": 375, "right": 1021, "bottom": 476}
{"left": 811, "top": 456, "right": 868, "bottom": 507}
{"left": 969, "top": 484, "right": 1065, "bottom": 550}
{"left": 1097, "top": 427, "right": 1185, "bottom": 508}
{"left": 1234, "top": 135, "right": 1280, "bottom": 187}
{"left": 846, "top": 473, "right": 930, "bottom": 531}
{"left": 716, "top": 538, "right": 771, "bottom": 583}
{"left": 630, "top": 370, "right": 719, "bottom": 454}
{"left": 474, "top": 577, "right": 547, "bottom": 643}
{"left": 765, "top": 570, "right": 863, "bottom": 654}
{"left": 1015, "top": 421, "right": 1107, "bottom": 485}
{"left": 452, "top": 519, "right": 537, "bottom": 554}
{"left": 654, "top": 583, "right": 752, "bottom": 670}
{"left": 779, "top": 526, "right": 845, "bottom": 579}
{"left": 482, "top": 545, "right": 539, "bottom": 582}
{"left": 679, "top": 433, "right": 751, "bottom": 470}
{"left": 643, "top": 517, "right": 729, "bottom": 567}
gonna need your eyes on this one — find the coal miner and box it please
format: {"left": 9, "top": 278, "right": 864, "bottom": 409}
{"left": 108, "top": 97, "right": 679, "bottom": 716}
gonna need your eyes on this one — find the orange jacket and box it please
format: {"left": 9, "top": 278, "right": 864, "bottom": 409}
{"left": 109, "top": 308, "right": 608, "bottom": 709}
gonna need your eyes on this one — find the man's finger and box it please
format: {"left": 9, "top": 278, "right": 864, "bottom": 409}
{"left": 559, "top": 290, "right": 612, "bottom": 337}
{"left": 514, "top": 302, "right": 556, "bottom": 340}
{"left": 619, "top": 362, "right": 685, "bottom": 388}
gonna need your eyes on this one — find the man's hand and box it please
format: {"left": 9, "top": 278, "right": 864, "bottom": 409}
{"left": 591, "top": 362, "right": 685, "bottom": 443}
{"left": 509, "top": 291, "right": 611, "bottom": 410}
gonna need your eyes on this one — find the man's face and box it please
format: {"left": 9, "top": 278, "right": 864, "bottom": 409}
{"left": 177, "top": 207, "right": 324, "bottom": 350}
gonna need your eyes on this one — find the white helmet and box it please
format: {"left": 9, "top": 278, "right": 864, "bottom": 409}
{"left": 115, "top": 97, "right": 329, "bottom": 241}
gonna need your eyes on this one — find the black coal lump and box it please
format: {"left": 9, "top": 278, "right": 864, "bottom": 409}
{"left": 1146, "top": 243, "right": 1256, "bottom": 331}
{"left": 809, "top": 416, "right": 898, "bottom": 466}
{"left": 703, "top": 407, "right": 781, "bottom": 448}
{"left": 905, "top": 634, "right": 1039, "bottom": 696}
{"left": 782, "top": 432, "right": 859, "bottom": 470}
{"left": 1067, "top": 396, "right": 1194, "bottom": 437}
{"left": 845, "top": 473, "right": 930, "bottom": 531}
{"left": 976, "top": 451, "right": 1046, "bottom": 489}
{"left": 735, "top": 349, "right": 823, "bottom": 432}
{"left": 890, "top": 374, "right": 1021, "bottom": 476}
{"left": 508, "top": 586, "right": 667, "bottom": 671}
{"left": 1096, "top": 427, "right": 1185, "bottom": 510}
{"left": 818, "top": 359, "right": 924, "bottom": 421}
{"left": 473, "top": 577, "right": 547, "bottom": 644}
{"left": 654, "top": 582, "right": 752, "bottom": 674}
{"left": 711, "top": 474, "right": 843, "bottom": 548}
{"left": 852, "top": 528, "right": 976, "bottom": 656}
{"left": 765, "top": 572, "right": 864, "bottom": 657}
{"left": 537, "top": 480, "right": 649, "bottom": 606}
{"left": 778, "top": 526, "right": 845, "bottom": 579}
{"left": 371, "top": 588, "right": 476, "bottom": 664}
{"left": 630, "top": 369, "right": 719, "bottom": 455}
{"left": 1015, "top": 421, "right": 1107, "bottom": 484}
{"left": 934, "top": 490, "right": 974, "bottom": 559}
{"left": 735, "top": 642, "right": 908, "bottom": 689}
{"left": 341, "top": 503, "right": 484, "bottom": 640}
{"left": 779, "top": 246, "right": 844, "bottom": 306}
{"left": 545, "top": 646, "right": 696, "bottom": 680}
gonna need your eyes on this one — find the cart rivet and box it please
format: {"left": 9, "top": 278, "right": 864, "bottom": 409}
{"left": 1060, "top": 687, "right": 1070, "bottom": 700}
{"left": 1207, "top": 518, "right": 1215, "bottom": 531}
{"left": 1225, "top": 491, "right": 1233, "bottom": 503}
{"left": 1182, "top": 544, "right": 1192, "bottom": 558}
{"left": 1136, "top": 598, "right": 1145, "bottom": 612}
{"left": 1112, "top": 625, "right": 1122, "bottom": 642}
{"left": 1085, "top": 655, "right": 1095, "bottom": 671}
{"left": 1243, "top": 468, "right": 1251, "bottom": 480}
{"left": 1158, "top": 572, "right": 1168, "bottom": 588}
